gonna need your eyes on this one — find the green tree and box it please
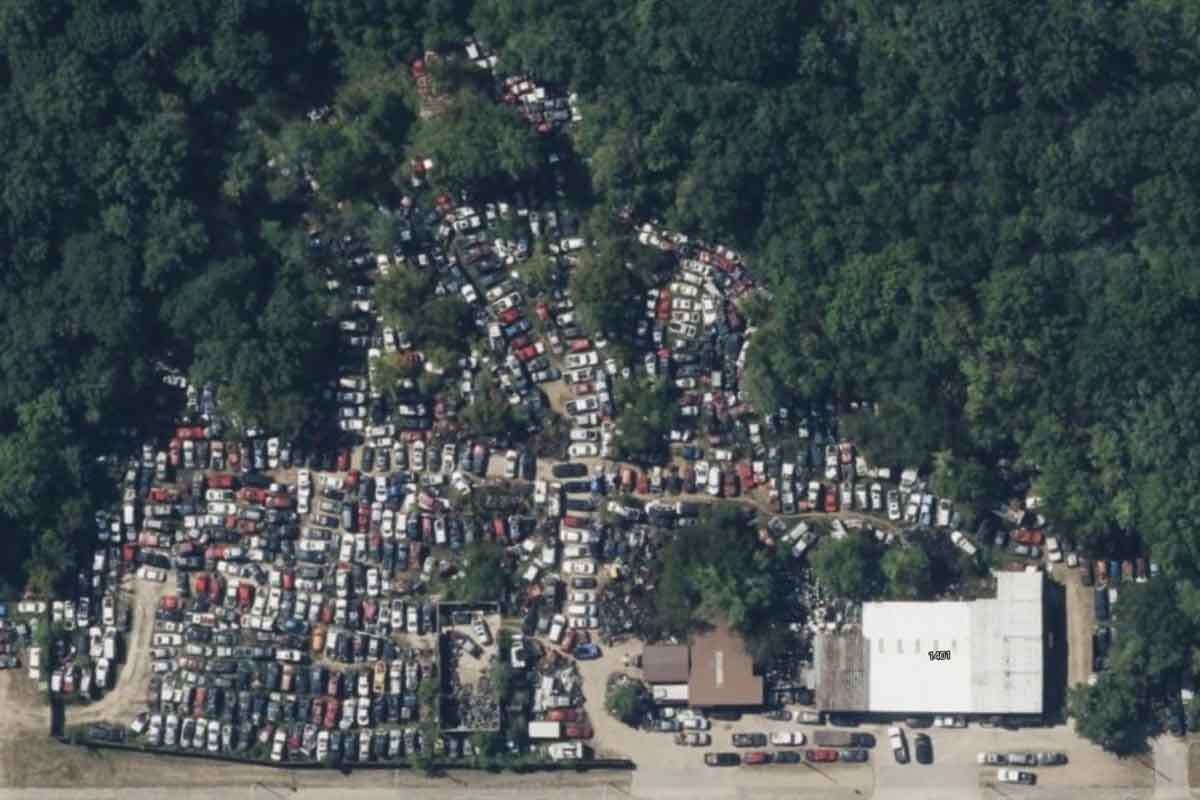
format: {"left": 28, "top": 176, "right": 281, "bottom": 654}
{"left": 810, "top": 533, "right": 883, "bottom": 602}
{"left": 612, "top": 379, "right": 678, "bottom": 465}
{"left": 569, "top": 234, "right": 645, "bottom": 342}
{"left": 446, "top": 542, "right": 510, "bottom": 603}
{"left": 1068, "top": 671, "right": 1148, "bottom": 755}
{"left": 880, "top": 546, "right": 931, "bottom": 600}
{"left": 605, "top": 681, "right": 647, "bottom": 726}
{"left": 409, "top": 88, "right": 540, "bottom": 191}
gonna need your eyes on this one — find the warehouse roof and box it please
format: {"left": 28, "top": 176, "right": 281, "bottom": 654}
{"left": 688, "top": 625, "right": 763, "bottom": 707}
{"left": 642, "top": 644, "right": 691, "bottom": 684}
{"left": 815, "top": 571, "right": 1043, "bottom": 715}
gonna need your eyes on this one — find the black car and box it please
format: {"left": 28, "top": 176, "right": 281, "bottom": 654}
{"left": 850, "top": 732, "right": 876, "bottom": 748}
{"left": 552, "top": 463, "right": 588, "bottom": 479}
{"left": 709, "top": 709, "right": 742, "bottom": 722}
{"left": 913, "top": 733, "right": 933, "bottom": 764}
{"left": 773, "top": 751, "right": 803, "bottom": 764}
{"left": 732, "top": 733, "right": 767, "bottom": 748}
{"left": 704, "top": 752, "right": 741, "bottom": 767}
{"left": 840, "top": 748, "right": 870, "bottom": 762}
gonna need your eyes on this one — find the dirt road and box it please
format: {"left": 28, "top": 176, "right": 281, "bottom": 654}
{"left": 1055, "top": 562, "right": 1095, "bottom": 690}
{"left": 72, "top": 574, "right": 169, "bottom": 724}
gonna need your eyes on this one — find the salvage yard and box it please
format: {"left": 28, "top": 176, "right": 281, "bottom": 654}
{"left": 0, "top": 22, "right": 1188, "bottom": 800}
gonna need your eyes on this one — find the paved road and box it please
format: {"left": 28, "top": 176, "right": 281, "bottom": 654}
{"left": 0, "top": 786, "right": 633, "bottom": 800}
{"left": 1153, "top": 736, "right": 1191, "bottom": 800}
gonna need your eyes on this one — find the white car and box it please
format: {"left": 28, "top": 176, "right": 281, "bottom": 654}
{"left": 271, "top": 728, "right": 286, "bottom": 762}
{"left": 950, "top": 530, "right": 978, "bottom": 556}
{"left": 138, "top": 566, "right": 167, "bottom": 582}
{"left": 769, "top": 731, "right": 805, "bottom": 746}
{"left": 568, "top": 443, "right": 599, "bottom": 458}
{"left": 564, "top": 352, "right": 600, "bottom": 369}
{"left": 996, "top": 768, "right": 1035, "bottom": 785}
{"left": 564, "top": 367, "right": 594, "bottom": 384}
{"left": 887, "top": 490, "right": 901, "bottom": 521}
{"left": 460, "top": 284, "right": 478, "bottom": 304}
{"left": 565, "top": 559, "right": 596, "bottom": 575}
{"left": 569, "top": 429, "right": 599, "bottom": 442}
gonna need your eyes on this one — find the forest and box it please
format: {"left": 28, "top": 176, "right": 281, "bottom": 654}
{"left": 1, "top": 0, "right": 1199, "bottom": 749}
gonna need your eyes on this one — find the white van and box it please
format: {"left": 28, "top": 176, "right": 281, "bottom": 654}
{"left": 548, "top": 614, "right": 566, "bottom": 643}
{"left": 707, "top": 466, "right": 722, "bottom": 497}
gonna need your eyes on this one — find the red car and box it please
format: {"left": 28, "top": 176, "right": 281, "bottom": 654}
{"left": 743, "top": 752, "right": 770, "bottom": 765}
{"left": 336, "top": 450, "right": 350, "bottom": 472}
{"left": 736, "top": 462, "right": 754, "bottom": 489}
{"left": 823, "top": 488, "right": 839, "bottom": 513}
{"left": 323, "top": 698, "right": 339, "bottom": 730}
{"left": 227, "top": 445, "right": 240, "bottom": 470}
{"left": 175, "top": 426, "right": 207, "bottom": 440}
{"left": 572, "top": 382, "right": 596, "bottom": 397}
{"left": 209, "top": 473, "right": 235, "bottom": 489}
{"left": 637, "top": 473, "right": 650, "bottom": 494}
{"left": 805, "top": 749, "right": 838, "bottom": 763}
{"left": 565, "top": 724, "right": 594, "bottom": 739}
{"left": 622, "top": 468, "right": 637, "bottom": 491}
{"left": 516, "top": 345, "right": 539, "bottom": 362}
{"left": 547, "top": 709, "right": 579, "bottom": 722}
{"left": 499, "top": 307, "right": 522, "bottom": 325}
{"left": 568, "top": 338, "right": 591, "bottom": 353}
{"left": 239, "top": 487, "right": 269, "bottom": 505}
{"left": 344, "top": 470, "right": 360, "bottom": 490}
{"left": 148, "top": 487, "right": 174, "bottom": 503}
{"left": 1012, "top": 528, "right": 1044, "bottom": 546}
{"left": 561, "top": 516, "right": 589, "bottom": 529}
{"left": 536, "top": 303, "right": 550, "bottom": 321}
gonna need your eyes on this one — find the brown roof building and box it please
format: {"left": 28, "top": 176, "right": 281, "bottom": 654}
{"left": 642, "top": 644, "right": 690, "bottom": 684}
{"left": 687, "top": 625, "right": 764, "bottom": 708}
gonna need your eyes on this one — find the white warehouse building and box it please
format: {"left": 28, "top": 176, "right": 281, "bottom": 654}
{"left": 814, "top": 571, "right": 1045, "bottom": 717}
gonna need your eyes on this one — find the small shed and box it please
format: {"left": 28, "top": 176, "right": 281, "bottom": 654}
{"left": 642, "top": 644, "right": 691, "bottom": 684}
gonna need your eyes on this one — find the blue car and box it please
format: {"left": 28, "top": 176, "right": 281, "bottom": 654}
{"left": 574, "top": 643, "right": 602, "bottom": 660}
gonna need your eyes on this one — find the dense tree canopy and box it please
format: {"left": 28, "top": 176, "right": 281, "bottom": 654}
{"left": 650, "top": 506, "right": 798, "bottom": 659}
{"left": 810, "top": 533, "right": 883, "bottom": 602}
